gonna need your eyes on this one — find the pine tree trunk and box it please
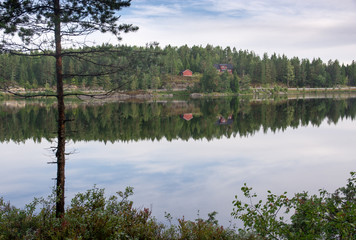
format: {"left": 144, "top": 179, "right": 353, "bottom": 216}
{"left": 54, "top": 0, "right": 66, "bottom": 218}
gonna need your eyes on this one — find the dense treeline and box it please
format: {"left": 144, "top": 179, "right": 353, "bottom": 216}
{"left": 1, "top": 97, "right": 355, "bottom": 143}
{"left": 1, "top": 45, "right": 356, "bottom": 92}
{"left": 0, "top": 45, "right": 160, "bottom": 91}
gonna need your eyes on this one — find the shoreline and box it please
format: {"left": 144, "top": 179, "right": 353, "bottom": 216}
{"left": 1, "top": 87, "right": 356, "bottom": 104}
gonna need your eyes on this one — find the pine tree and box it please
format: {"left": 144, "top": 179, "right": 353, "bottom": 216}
{"left": 0, "top": 0, "right": 137, "bottom": 218}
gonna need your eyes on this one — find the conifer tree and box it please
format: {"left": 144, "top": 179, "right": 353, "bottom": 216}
{"left": 0, "top": 0, "right": 137, "bottom": 217}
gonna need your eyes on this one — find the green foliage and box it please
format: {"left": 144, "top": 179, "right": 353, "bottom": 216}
{"left": 0, "top": 187, "right": 242, "bottom": 240}
{"left": 0, "top": 0, "right": 138, "bottom": 44}
{"left": 231, "top": 72, "right": 240, "bottom": 93}
{"left": 232, "top": 172, "right": 356, "bottom": 239}
{"left": 239, "top": 74, "right": 251, "bottom": 91}
{"left": 177, "top": 214, "right": 238, "bottom": 240}
{"left": 4, "top": 173, "right": 353, "bottom": 239}
{"left": 200, "top": 66, "right": 219, "bottom": 92}
{"left": 1, "top": 45, "right": 356, "bottom": 92}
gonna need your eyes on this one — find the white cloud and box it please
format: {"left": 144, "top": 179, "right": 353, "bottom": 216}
{"left": 130, "top": 4, "right": 182, "bottom": 17}
{"left": 117, "top": 0, "right": 356, "bottom": 63}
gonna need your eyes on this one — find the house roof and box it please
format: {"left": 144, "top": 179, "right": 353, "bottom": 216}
{"left": 214, "top": 64, "right": 233, "bottom": 70}
{"left": 179, "top": 69, "right": 192, "bottom": 74}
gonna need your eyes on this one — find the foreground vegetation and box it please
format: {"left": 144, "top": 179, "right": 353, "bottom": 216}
{"left": 232, "top": 172, "right": 356, "bottom": 239}
{"left": 0, "top": 187, "right": 241, "bottom": 240}
{"left": 1, "top": 173, "right": 354, "bottom": 239}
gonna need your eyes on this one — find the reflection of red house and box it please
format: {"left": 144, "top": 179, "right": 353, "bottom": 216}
{"left": 181, "top": 113, "right": 193, "bottom": 121}
{"left": 179, "top": 69, "right": 193, "bottom": 76}
{"left": 217, "top": 115, "right": 233, "bottom": 125}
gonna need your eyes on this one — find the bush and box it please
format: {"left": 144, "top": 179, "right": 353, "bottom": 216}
{"left": 175, "top": 211, "right": 240, "bottom": 240}
{"left": 4, "top": 171, "right": 353, "bottom": 240}
{"left": 232, "top": 172, "right": 356, "bottom": 239}
{"left": 0, "top": 186, "right": 242, "bottom": 239}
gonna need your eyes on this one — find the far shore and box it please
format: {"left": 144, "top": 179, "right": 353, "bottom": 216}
{"left": 1, "top": 86, "right": 356, "bottom": 104}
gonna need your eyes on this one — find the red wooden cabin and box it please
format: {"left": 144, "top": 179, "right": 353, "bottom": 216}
{"left": 179, "top": 69, "right": 193, "bottom": 76}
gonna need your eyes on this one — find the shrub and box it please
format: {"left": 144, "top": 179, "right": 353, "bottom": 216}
{"left": 176, "top": 211, "right": 240, "bottom": 240}
{"left": 0, "top": 186, "right": 242, "bottom": 239}
{"left": 232, "top": 172, "right": 356, "bottom": 239}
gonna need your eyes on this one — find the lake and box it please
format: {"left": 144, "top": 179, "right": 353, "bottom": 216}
{"left": 0, "top": 96, "right": 355, "bottom": 227}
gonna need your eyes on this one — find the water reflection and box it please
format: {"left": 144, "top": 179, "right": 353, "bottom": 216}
{"left": 217, "top": 115, "right": 233, "bottom": 125}
{"left": 1, "top": 97, "right": 356, "bottom": 142}
{"left": 0, "top": 97, "right": 355, "bottom": 226}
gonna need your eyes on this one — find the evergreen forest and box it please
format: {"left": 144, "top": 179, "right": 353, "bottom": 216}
{"left": 1, "top": 44, "right": 356, "bottom": 93}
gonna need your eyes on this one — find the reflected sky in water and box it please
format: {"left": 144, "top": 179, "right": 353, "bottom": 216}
{"left": 1, "top": 118, "right": 355, "bottom": 226}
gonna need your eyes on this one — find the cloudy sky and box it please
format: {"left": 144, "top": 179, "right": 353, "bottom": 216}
{"left": 113, "top": 0, "right": 356, "bottom": 64}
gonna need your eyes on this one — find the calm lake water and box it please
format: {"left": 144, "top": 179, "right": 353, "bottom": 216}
{"left": 0, "top": 97, "right": 355, "bottom": 226}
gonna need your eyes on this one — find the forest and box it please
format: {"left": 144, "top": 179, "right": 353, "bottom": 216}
{"left": 1, "top": 44, "right": 356, "bottom": 93}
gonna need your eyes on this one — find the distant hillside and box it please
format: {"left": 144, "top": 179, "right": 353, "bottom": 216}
{"left": 1, "top": 44, "right": 355, "bottom": 93}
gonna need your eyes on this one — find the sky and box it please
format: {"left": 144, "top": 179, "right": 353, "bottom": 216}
{"left": 109, "top": 0, "right": 356, "bottom": 64}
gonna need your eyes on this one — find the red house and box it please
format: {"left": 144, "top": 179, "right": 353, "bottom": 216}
{"left": 214, "top": 64, "right": 233, "bottom": 74}
{"left": 179, "top": 69, "right": 193, "bottom": 77}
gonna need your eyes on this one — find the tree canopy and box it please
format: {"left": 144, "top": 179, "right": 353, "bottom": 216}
{"left": 0, "top": 0, "right": 137, "bottom": 53}
{"left": 1, "top": 45, "right": 356, "bottom": 93}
